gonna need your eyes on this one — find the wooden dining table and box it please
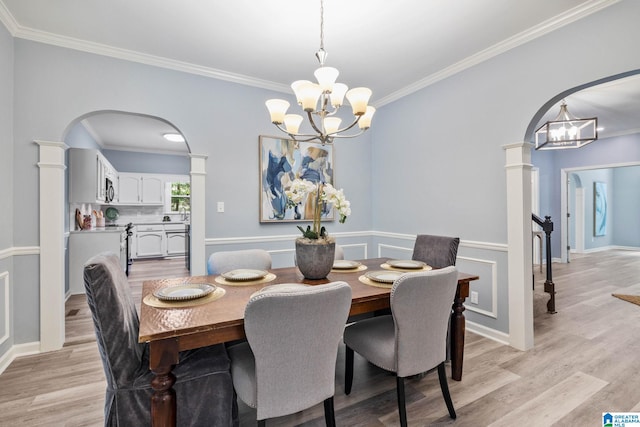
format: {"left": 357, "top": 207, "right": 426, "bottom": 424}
{"left": 138, "top": 257, "right": 479, "bottom": 427}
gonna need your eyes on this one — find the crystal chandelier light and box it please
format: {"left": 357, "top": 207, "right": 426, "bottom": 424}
{"left": 265, "top": 0, "right": 375, "bottom": 146}
{"left": 535, "top": 100, "right": 597, "bottom": 150}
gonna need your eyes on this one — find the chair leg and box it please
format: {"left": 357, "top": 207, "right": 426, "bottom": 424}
{"left": 257, "top": 420, "right": 266, "bottom": 427}
{"left": 345, "top": 346, "right": 354, "bottom": 395}
{"left": 396, "top": 376, "right": 408, "bottom": 427}
{"left": 437, "top": 362, "right": 457, "bottom": 419}
{"left": 323, "top": 397, "right": 336, "bottom": 427}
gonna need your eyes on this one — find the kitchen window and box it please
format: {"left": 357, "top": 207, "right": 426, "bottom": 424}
{"left": 170, "top": 182, "right": 190, "bottom": 212}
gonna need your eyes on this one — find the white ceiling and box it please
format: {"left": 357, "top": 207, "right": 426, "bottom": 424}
{"left": 1, "top": 0, "right": 635, "bottom": 153}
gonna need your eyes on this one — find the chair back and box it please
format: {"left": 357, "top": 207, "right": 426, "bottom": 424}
{"left": 391, "top": 266, "right": 458, "bottom": 377}
{"left": 412, "top": 234, "right": 460, "bottom": 269}
{"left": 334, "top": 244, "right": 345, "bottom": 260}
{"left": 84, "top": 252, "right": 146, "bottom": 389}
{"left": 244, "top": 282, "right": 352, "bottom": 420}
{"left": 207, "top": 248, "right": 272, "bottom": 275}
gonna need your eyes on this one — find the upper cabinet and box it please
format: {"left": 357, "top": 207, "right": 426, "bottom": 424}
{"left": 69, "top": 148, "right": 118, "bottom": 204}
{"left": 118, "top": 173, "right": 164, "bottom": 205}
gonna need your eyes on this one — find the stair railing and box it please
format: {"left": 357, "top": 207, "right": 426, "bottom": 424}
{"left": 532, "top": 214, "right": 556, "bottom": 314}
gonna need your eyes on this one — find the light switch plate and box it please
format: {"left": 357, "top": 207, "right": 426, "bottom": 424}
{"left": 217, "top": 202, "right": 224, "bottom": 213}
{"left": 470, "top": 291, "right": 479, "bottom": 304}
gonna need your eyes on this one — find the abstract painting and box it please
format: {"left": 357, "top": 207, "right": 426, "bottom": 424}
{"left": 594, "top": 181, "right": 607, "bottom": 237}
{"left": 259, "top": 135, "right": 335, "bottom": 223}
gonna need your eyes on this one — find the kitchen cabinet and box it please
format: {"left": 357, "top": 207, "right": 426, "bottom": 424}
{"left": 118, "top": 173, "right": 164, "bottom": 205}
{"left": 135, "top": 224, "right": 165, "bottom": 258}
{"left": 131, "top": 223, "right": 187, "bottom": 259}
{"left": 68, "top": 228, "right": 126, "bottom": 294}
{"left": 69, "top": 148, "right": 118, "bottom": 204}
{"left": 165, "top": 224, "right": 187, "bottom": 256}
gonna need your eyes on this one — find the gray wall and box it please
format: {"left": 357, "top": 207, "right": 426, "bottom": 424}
{"left": 3, "top": 0, "right": 640, "bottom": 357}
{"left": 0, "top": 20, "right": 13, "bottom": 357}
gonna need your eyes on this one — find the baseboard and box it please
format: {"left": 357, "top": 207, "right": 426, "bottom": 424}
{"left": 0, "top": 341, "right": 40, "bottom": 375}
{"left": 466, "top": 320, "right": 510, "bottom": 346}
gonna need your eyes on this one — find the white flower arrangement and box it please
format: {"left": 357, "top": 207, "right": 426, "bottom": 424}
{"left": 285, "top": 178, "right": 351, "bottom": 239}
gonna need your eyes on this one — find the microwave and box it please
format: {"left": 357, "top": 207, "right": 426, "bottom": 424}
{"left": 105, "top": 177, "right": 115, "bottom": 203}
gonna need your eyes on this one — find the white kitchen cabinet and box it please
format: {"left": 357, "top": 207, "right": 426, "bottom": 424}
{"left": 165, "top": 224, "right": 187, "bottom": 256}
{"left": 69, "top": 148, "right": 118, "bottom": 204}
{"left": 68, "top": 229, "right": 125, "bottom": 294}
{"left": 118, "top": 173, "right": 164, "bottom": 205}
{"left": 135, "top": 224, "right": 165, "bottom": 258}
{"left": 131, "top": 223, "right": 187, "bottom": 259}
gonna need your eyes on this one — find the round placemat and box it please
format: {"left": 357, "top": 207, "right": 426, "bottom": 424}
{"left": 358, "top": 275, "right": 393, "bottom": 289}
{"left": 380, "top": 263, "right": 433, "bottom": 272}
{"left": 214, "top": 272, "right": 277, "bottom": 287}
{"left": 331, "top": 264, "right": 368, "bottom": 273}
{"left": 143, "top": 286, "right": 226, "bottom": 308}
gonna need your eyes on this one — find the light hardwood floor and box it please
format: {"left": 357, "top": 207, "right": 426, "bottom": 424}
{"left": 1, "top": 251, "right": 640, "bottom": 426}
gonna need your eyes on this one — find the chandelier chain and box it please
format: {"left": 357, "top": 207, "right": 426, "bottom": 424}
{"left": 319, "top": 0, "right": 325, "bottom": 52}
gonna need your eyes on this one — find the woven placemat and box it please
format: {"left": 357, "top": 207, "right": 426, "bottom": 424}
{"left": 331, "top": 265, "right": 368, "bottom": 273}
{"left": 380, "top": 263, "right": 433, "bottom": 272}
{"left": 358, "top": 275, "right": 393, "bottom": 289}
{"left": 143, "top": 286, "right": 226, "bottom": 309}
{"left": 214, "top": 272, "right": 277, "bottom": 287}
{"left": 612, "top": 294, "right": 640, "bottom": 307}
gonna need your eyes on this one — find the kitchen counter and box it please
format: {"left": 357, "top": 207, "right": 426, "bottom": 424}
{"left": 69, "top": 226, "right": 125, "bottom": 234}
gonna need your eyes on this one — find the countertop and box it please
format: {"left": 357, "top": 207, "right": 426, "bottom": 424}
{"left": 69, "top": 226, "right": 126, "bottom": 234}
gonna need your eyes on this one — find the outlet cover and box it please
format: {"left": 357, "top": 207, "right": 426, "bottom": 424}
{"left": 470, "top": 291, "right": 479, "bottom": 304}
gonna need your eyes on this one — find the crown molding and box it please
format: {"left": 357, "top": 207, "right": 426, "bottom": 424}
{"left": 11, "top": 23, "right": 291, "bottom": 94}
{"left": 376, "top": 0, "right": 620, "bottom": 106}
{"left": 0, "top": 1, "right": 18, "bottom": 35}
{"left": 1, "top": 0, "right": 619, "bottom": 103}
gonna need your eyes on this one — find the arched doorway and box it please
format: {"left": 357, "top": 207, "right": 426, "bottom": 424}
{"left": 38, "top": 110, "right": 207, "bottom": 351}
{"left": 513, "top": 70, "right": 640, "bottom": 349}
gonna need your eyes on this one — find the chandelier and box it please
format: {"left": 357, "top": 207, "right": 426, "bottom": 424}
{"left": 535, "top": 100, "right": 597, "bottom": 150}
{"left": 265, "top": 0, "right": 375, "bottom": 146}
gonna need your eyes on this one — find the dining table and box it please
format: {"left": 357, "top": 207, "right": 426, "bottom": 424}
{"left": 138, "top": 257, "right": 479, "bottom": 427}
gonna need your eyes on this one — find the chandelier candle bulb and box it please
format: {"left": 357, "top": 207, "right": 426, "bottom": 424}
{"left": 330, "top": 83, "right": 348, "bottom": 107}
{"left": 265, "top": 99, "right": 290, "bottom": 124}
{"left": 346, "top": 87, "right": 372, "bottom": 115}
{"left": 291, "top": 80, "right": 312, "bottom": 104}
{"left": 358, "top": 106, "right": 376, "bottom": 129}
{"left": 298, "top": 82, "right": 323, "bottom": 111}
{"left": 284, "top": 114, "right": 304, "bottom": 134}
{"left": 314, "top": 66, "right": 339, "bottom": 92}
{"left": 324, "top": 117, "right": 342, "bottom": 135}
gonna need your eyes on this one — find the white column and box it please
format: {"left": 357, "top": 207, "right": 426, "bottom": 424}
{"left": 189, "top": 154, "right": 207, "bottom": 276}
{"left": 36, "top": 140, "right": 67, "bottom": 352}
{"left": 503, "top": 142, "right": 534, "bottom": 351}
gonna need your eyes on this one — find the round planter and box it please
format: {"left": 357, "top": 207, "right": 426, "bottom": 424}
{"left": 295, "top": 238, "right": 335, "bottom": 280}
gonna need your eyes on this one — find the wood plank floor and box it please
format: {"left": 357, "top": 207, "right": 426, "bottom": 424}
{"left": 1, "top": 251, "right": 640, "bottom": 426}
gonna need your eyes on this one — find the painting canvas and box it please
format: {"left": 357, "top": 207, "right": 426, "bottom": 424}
{"left": 594, "top": 182, "right": 607, "bottom": 236}
{"left": 259, "top": 135, "right": 335, "bottom": 223}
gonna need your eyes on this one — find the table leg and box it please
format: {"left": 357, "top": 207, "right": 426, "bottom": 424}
{"left": 450, "top": 295, "right": 466, "bottom": 381}
{"left": 149, "top": 339, "right": 179, "bottom": 427}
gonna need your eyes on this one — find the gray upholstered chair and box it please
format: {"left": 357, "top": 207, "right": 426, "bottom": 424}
{"left": 344, "top": 267, "right": 459, "bottom": 427}
{"left": 84, "top": 252, "right": 237, "bottom": 427}
{"left": 228, "top": 282, "right": 352, "bottom": 426}
{"left": 207, "top": 248, "right": 272, "bottom": 275}
{"left": 411, "top": 234, "right": 460, "bottom": 268}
